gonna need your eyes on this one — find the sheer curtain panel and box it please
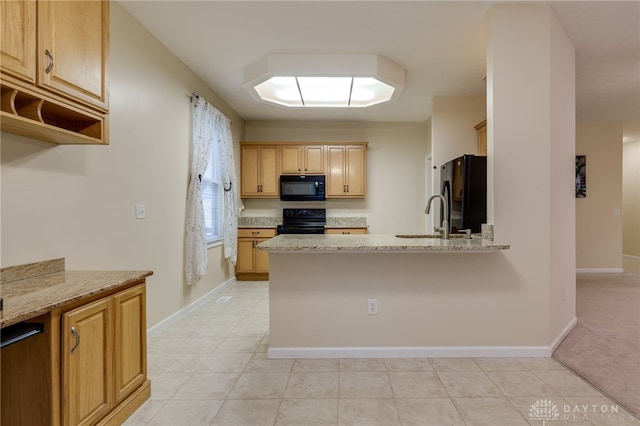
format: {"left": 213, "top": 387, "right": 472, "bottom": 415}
{"left": 186, "top": 94, "right": 241, "bottom": 285}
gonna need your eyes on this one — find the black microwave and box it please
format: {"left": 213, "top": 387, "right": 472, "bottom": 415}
{"left": 280, "top": 175, "right": 325, "bottom": 201}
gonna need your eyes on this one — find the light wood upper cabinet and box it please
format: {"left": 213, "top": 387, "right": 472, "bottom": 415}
{"left": 38, "top": 0, "right": 109, "bottom": 110}
{"left": 281, "top": 145, "right": 324, "bottom": 174}
{"left": 327, "top": 145, "right": 366, "bottom": 198}
{"left": 241, "top": 145, "right": 279, "bottom": 198}
{"left": 62, "top": 297, "right": 113, "bottom": 426}
{"left": 0, "top": 0, "right": 109, "bottom": 145}
{"left": 0, "top": 0, "right": 36, "bottom": 83}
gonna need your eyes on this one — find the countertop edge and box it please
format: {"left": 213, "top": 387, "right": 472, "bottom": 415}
{"left": 0, "top": 270, "right": 153, "bottom": 328}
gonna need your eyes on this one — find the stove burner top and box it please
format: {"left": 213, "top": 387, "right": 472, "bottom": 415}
{"left": 278, "top": 208, "right": 326, "bottom": 235}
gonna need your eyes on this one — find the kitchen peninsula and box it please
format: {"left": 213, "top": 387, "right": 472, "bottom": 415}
{"left": 258, "top": 234, "right": 514, "bottom": 359}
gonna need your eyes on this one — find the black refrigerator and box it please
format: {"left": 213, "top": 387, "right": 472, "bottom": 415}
{"left": 440, "top": 155, "right": 487, "bottom": 233}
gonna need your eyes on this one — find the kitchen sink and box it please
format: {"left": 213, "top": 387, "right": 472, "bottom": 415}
{"left": 395, "top": 234, "right": 465, "bottom": 239}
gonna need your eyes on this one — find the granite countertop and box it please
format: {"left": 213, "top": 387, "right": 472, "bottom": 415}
{"left": 257, "top": 234, "right": 509, "bottom": 253}
{"left": 0, "top": 258, "right": 153, "bottom": 328}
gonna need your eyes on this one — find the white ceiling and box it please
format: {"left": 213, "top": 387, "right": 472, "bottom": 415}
{"left": 119, "top": 1, "right": 640, "bottom": 142}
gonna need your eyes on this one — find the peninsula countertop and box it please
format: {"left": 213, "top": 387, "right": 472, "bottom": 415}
{"left": 257, "top": 234, "right": 510, "bottom": 253}
{"left": 0, "top": 259, "right": 153, "bottom": 328}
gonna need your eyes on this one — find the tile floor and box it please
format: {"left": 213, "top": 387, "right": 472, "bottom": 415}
{"left": 125, "top": 281, "right": 637, "bottom": 425}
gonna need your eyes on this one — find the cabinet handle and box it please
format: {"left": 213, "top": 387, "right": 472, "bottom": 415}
{"left": 346, "top": 185, "right": 349, "bottom": 193}
{"left": 252, "top": 231, "right": 259, "bottom": 235}
{"left": 45, "top": 49, "right": 54, "bottom": 74}
{"left": 71, "top": 326, "right": 80, "bottom": 353}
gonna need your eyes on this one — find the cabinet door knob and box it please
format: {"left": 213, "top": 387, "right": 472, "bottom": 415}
{"left": 45, "top": 49, "right": 54, "bottom": 74}
{"left": 71, "top": 326, "right": 80, "bottom": 353}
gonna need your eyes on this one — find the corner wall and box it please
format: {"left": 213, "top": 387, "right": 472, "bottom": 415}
{"left": 623, "top": 140, "right": 640, "bottom": 271}
{"left": 0, "top": 3, "right": 244, "bottom": 327}
{"left": 575, "top": 123, "right": 623, "bottom": 272}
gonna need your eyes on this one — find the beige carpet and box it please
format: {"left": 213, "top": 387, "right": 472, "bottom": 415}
{"left": 553, "top": 272, "right": 640, "bottom": 416}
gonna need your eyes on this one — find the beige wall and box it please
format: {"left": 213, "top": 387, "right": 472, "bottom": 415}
{"left": 487, "top": 4, "right": 576, "bottom": 345}
{"left": 0, "top": 3, "right": 244, "bottom": 327}
{"left": 575, "top": 123, "right": 623, "bottom": 271}
{"left": 243, "top": 120, "right": 430, "bottom": 234}
{"left": 623, "top": 140, "right": 640, "bottom": 259}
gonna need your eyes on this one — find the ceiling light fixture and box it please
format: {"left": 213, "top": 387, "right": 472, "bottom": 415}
{"left": 243, "top": 54, "right": 405, "bottom": 108}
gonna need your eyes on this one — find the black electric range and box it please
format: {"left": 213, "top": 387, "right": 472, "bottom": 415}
{"left": 277, "top": 208, "right": 326, "bottom": 235}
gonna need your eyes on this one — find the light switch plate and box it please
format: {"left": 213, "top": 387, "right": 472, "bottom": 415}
{"left": 135, "top": 204, "right": 146, "bottom": 219}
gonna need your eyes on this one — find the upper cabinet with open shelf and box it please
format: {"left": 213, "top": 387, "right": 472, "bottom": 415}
{"left": 0, "top": 0, "right": 109, "bottom": 145}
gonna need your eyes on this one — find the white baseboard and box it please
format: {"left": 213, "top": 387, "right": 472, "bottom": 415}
{"left": 147, "top": 276, "right": 237, "bottom": 336}
{"left": 550, "top": 316, "right": 578, "bottom": 354}
{"left": 576, "top": 268, "right": 624, "bottom": 274}
{"left": 268, "top": 345, "right": 553, "bottom": 359}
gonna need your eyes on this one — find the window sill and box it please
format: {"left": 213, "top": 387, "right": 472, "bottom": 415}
{"left": 207, "top": 239, "right": 223, "bottom": 249}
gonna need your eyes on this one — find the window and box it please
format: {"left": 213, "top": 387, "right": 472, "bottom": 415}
{"left": 202, "top": 140, "right": 222, "bottom": 244}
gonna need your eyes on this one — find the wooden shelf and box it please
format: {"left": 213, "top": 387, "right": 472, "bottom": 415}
{"left": 0, "top": 82, "right": 107, "bottom": 145}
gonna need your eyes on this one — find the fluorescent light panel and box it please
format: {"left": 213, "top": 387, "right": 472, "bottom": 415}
{"left": 244, "top": 54, "right": 405, "bottom": 109}
{"left": 254, "top": 76, "right": 396, "bottom": 108}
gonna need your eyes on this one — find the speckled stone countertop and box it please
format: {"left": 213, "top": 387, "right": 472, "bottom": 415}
{"left": 257, "top": 234, "right": 509, "bottom": 253}
{"left": 0, "top": 258, "right": 153, "bottom": 328}
{"left": 238, "top": 216, "right": 367, "bottom": 228}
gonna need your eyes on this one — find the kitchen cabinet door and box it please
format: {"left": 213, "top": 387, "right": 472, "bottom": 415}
{"left": 0, "top": 0, "right": 36, "bottom": 83}
{"left": 327, "top": 145, "right": 366, "bottom": 198}
{"left": 254, "top": 238, "right": 271, "bottom": 273}
{"left": 62, "top": 297, "right": 113, "bottom": 426}
{"left": 38, "top": 0, "right": 109, "bottom": 110}
{"left": 236, "top": 239, "right": 257, "bottom": 273}
{"left": 236, "top": 228, "right": 276, "bottom": 279}
{"left": 113, "top": 284, "right": 146, "bottom": 404}
{"left": 281, "top": 145, "right": 324, "bottom": 174}
{"left": 241, "top": 145, "right": 279, "bottom": 198}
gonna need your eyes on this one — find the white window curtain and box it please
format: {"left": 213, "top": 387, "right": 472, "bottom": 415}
{"left": 186, "top": 94, "right": 242, "bottom": 285}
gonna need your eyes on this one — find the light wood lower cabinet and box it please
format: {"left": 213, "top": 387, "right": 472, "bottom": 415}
{"left": 236, "top": 228, "right": 276, "bottom": 280}
{"left": 62, "top": 297, "right": 113, "bottom": 426}
{"left": 61, "top": 282, "right": 148, "bottom": 426}
{"left": 0, "top": 281, "right": 149, "bottom": 426}
{"left": 325, "top": 227, "right": 368, "bottom": 234}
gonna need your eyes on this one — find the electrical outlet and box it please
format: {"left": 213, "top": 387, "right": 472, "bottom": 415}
{"left": 613, "top": 208, "right": 621, "bottom": 216}
{"left": 135, "top": 204, "right": 146, "bottom": 219}
{"left": 368, "top": 299, "right": 378, "bottom": 315}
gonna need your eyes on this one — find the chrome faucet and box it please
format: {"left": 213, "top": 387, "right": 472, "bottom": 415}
{"left": 425, "top": 194, "right": 450, "bottom": 240}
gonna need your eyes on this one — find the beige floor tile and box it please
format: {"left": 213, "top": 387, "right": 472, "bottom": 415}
{"left": 535, "top": 371, "right": 604, "bottom": 397}
{"left": 230, "top": 318, "right": 269, "bottom": 337}
{"left": 147, "top": 373, "right": 191, "bottom": 401}
{"left": 384, "top": 358, "right": 433, "bottom": 372}
{"left": 292, "top": 358, "right": 339, "bottom": 373}
{"left": 396, "top": 398, "right": 465, "bottom": 425}
{"left": 284, "top": 372, "right": 339, "bottom": 399}
{"left": 276, "top": 398, "right": 338, "bottom": 425}
{"left": 244, "top": 352, "right": 294, "bottom": 373}
{"left": 487, "top": 370, "right": 558, "bottom": 396}
{"left": 339, "top": 372, "right": 394, "bottom": 398}
{"left": 152, "top": 353, "right": 208, "bottom": 374}
{"left": 197, "top": 352, "right": 252, "bottom": 373}
{"left": 147, "top": 399, "right": 223, "bottom": 425}
{"left": 211, "top": 399, "right": 280, "bottom": 426}
{"left": 338, "top": 398, "right": 400, "bottom": 426}
{"left": 122, "top": 400, "right": 167, "bottom": 425}
{"left": 453, "top": 397, "right": 529, "bottom": 425}
{"left": 340, "top": 358, "right": 387, "bottom": 372}
{"left": 519, "top": 357, "right": 567, "bottom": 372}
{"left": 228, "top": 372, "right": 289, "bottom": 399}
{"left": 473, "top": 357, "right": 527, "bottom": 371}
{"left": 508, "top": 396, "right": 594, "bottom": 426}
{"left": 172, "top": 373, "right": 240, "bottom": 400}
{"left": 430, "top": 358, "right": 481, "bottom": 371}
{"left": 188, "top": 324, "right": 236, "bottom": 338}
{"left": 388, "top": 372, "right": 449, "bottom": 397}
{"left": 256, "top": 335, "right": 270, "bottom": 353}
{"left": 147, "top": 337, "right": 187, "bottom": 354}
{"left": 214, "top": 336, "right": 263, "bottom": 353}
{"left": 437, "top": 371, "right": 503, "bottom": 397}
{"left": 166, "top": 336, "right": 223, "bottom": 354}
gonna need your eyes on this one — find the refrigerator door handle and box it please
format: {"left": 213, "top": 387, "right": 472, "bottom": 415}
{"left": 442, "top": 181, "right": 452, "bottom": 228}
